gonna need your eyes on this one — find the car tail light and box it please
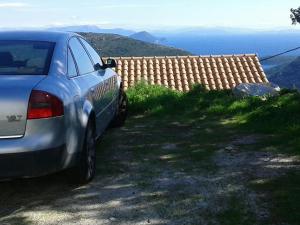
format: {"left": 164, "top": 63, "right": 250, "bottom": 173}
{"left": 27, "top": 90, "right": 64, "bottom": 120}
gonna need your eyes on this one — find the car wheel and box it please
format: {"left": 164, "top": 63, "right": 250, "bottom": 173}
{"left": 111, "top": 90, "right": 128, "bottom": 128}
{"left": 71, "top": 121, "right": 96, "bottom": 184}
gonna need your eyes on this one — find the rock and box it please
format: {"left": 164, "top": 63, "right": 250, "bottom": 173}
{"left": 233, "top": 83, "right": 280, "bottom": 98}
{"left": 225, "top": 146, "right": 235, "bottom": 151}
{"left": 109, "top": 217, "right": 117, "bottom": 221}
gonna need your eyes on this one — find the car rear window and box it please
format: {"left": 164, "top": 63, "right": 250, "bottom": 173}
{"left": 0, "top": 40, "right": 55, "bottom": 75}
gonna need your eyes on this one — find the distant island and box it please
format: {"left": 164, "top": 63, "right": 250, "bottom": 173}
{"left": 129, "top": 31, "right": 166, "bottom": 44}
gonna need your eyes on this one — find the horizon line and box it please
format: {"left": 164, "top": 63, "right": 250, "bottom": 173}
{"left": 0, "top": 24, "right": 300, "bottom": 32}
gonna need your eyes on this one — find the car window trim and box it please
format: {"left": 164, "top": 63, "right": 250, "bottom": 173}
{"left": 67, "top": 47, "right": 79, "bottom": 78}
{"left": 77, "top": 37, "right": 98, "bottom": 69}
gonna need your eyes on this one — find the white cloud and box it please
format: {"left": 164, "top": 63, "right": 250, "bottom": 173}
{"left": 0, "top": 2, "right": 29, "bottom": 8}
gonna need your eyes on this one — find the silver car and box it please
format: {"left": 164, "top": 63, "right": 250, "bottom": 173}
{"left": 0, "top": 31, "right": 128, "bottom": 183}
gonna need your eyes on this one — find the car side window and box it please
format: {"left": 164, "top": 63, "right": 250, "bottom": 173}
{"left": 79, "top": 38, "right": 103, "bottom": 66}
{"left": 68, "top": 37, "right": 94, "bottom": 75}
{"left": 67, "top": 48, "right": 78, "bottom": 78}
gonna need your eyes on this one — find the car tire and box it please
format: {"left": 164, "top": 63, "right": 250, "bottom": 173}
{"left": 70, "top": 121, "right": 96, "bottom": 184}
{"left": 110, "top": 89, "right": 128, "bottom": 128}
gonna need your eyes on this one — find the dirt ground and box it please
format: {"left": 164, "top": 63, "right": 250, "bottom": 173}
{"left": 0, "top": 117, "right": 299, "bottom": 225}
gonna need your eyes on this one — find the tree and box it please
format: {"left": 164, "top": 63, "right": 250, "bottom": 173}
{"left": 291, "top": 7, "right": 300, "bottom": 24}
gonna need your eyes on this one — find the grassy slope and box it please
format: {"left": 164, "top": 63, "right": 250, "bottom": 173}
{"left": 80, "top": 32, "right": 191, "bottom": 57}
{"left": 127, "top": 84, "right": 300, "bottom": 145}
{"left": 125, "top": 84, "right": 300, "bottom": 224}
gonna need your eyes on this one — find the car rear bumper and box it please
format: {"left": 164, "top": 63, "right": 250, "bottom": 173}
{"left": 0, "top": 117, "right": 66, "bottom": 154}
{"left": 0, "top": 145, "right": 66, "bottom": 179}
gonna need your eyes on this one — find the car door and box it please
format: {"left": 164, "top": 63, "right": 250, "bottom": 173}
{"left": 78, "top": 38, "right": 116, "bottom": 125}
{"left": 102, "top": 66, "right": 119, "bottom": 118}
{"left": 68, "top": 37, "right": 106, "bottom": 135}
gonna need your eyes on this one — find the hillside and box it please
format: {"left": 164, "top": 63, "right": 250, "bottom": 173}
{"left": 262, "top": 55, "right": 297, "bottom": 67}
{"left": 80, "top": 32, "right": 190, "bottom": 57}
{"left": 268, "top": 57, "right": 300, "bottom": 89}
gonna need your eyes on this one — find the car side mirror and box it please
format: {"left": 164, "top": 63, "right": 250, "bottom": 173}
{"left": 94, "top": 63, "right": 102, "bottom": 71}
{"left": 106, "top": 59, "right": 117, "bottom": 68}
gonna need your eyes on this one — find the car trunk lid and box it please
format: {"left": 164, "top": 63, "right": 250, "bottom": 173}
{"left": 0, "top": 75, "right": 46, "bottom": 138}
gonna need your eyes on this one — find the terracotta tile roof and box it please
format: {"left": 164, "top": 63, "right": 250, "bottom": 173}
{"left": 105, "top": 55, "right": 268, "bottom": 92}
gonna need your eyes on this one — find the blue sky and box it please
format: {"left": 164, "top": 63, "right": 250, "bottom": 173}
{"left": 0, "top": 0, "right": 299, "bottom": 29}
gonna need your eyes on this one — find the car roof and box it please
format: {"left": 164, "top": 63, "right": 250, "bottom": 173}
{"left": 0, "top": 30, "right": 79, "bottom": 43}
